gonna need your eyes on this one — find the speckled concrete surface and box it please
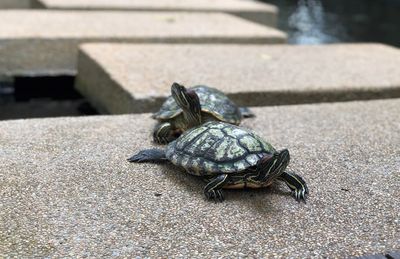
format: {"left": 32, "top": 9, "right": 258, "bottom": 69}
{"left": 76, "top": 43, "right": 400, "bottom": 114}
{"left": 0, "top": 11, "right": 286, "bottom": 77}
{"left": 1, "top": 99, "right": 399, "bottom": 257}
{"left": 32, "top": 0, "right": 278, "bottom": 26}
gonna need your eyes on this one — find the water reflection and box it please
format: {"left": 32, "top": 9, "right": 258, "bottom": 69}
{"left": 261, "top": 0, "right": 400, "bottom": 47}
{"left": 288, "top": 0, "right": 348, "bottom": 44}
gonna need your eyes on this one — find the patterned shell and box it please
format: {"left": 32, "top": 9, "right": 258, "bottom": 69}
{"left": 165, "top": 121, "right": 276, "bottom": 176}
{"left": 152, "top": 85, "right": 242, "bottom": 125}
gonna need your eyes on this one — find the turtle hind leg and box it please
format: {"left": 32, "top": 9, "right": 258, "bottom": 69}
{"left": 239, "top": 107, "right": 255, "bottom": 118}
{"left": 277, "top": 172, "right": 309, "bottom": 203}
{"left": 153, "top": 122, "right": 179, "bottom": 144}
{"left": 203, "top": 174, "right": 230, "bottom": 202}
{"left": 127, "top": 149, "right": 167, "bottom": 163}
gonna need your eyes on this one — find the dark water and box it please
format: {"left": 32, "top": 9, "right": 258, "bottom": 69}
{"left": 0, "top": 76, "right": 98, "bottom": 120}
{"left": 261, "top": 0, "right": 400, "bottom": 46}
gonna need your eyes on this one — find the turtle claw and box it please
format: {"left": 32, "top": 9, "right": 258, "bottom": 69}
{"left": 278, "top": 172, "right": 309, "bottom": 204}
{"left": 292, "top": 186, "right": 308, "bottom": 203}
{"left": 203, "top": 174, "right": 228, "bottom": 202}
{"left": 205, "top": 189, "right": 224, "bottom": 202}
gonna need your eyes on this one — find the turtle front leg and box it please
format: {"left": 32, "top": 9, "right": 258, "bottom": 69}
{"left": 239, "top": 107, "right": 255, "bottom": 118}
{"left": 204, "top": 174, "right": 230, "bottom": 202}
{"left": 277, "top": 172, "right": 309, "bottom": 203}
{"left": 153, "top": 122, "right": 179, "bottom": 144}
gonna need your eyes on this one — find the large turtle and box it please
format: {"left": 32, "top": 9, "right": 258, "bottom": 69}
{"left": 152, "top": 82, "right": 254, "bottom": 144}
{"left": 128, "top": 121, "right": 308, "bottom": 202}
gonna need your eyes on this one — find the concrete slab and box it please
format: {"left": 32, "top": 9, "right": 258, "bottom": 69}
{"left": 32, "top": 0, "right": 278, "bottom": 27}
{"left": 0, "top": 100, "right": 96, "bottom": 120}
{"left": 76, "top": 43, "right": 400, "bottom": 114}
{"left": 0, "top": 0, "right": 31, "bottom": 8}
{"left": 0, "top": 11, "right": 286, "bottom": 77}
{"left": 0, "top": 99, "right": 399, "bottom": 257}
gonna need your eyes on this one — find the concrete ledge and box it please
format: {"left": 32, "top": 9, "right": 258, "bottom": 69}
{"left": 76, "top": 43, "right": 400, "bottom": 114}
{"left": 1, "top": 99, "right": 399, "bottom": 257}
{"left": 32, "top": 0, "right": 278, "bottom": 27}
{"left": 0, "top": 11, "right": 286, "bottom": 77}
{"left": 0, "top": 0, "right": 31, "bottom": 8}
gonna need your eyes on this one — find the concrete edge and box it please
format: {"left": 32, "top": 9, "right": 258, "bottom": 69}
{"left": 75, "top": 47, "right": 126, "bottom": 114}
{"left": 232, "top": 10, "right": 277, "bottom": 27}
{"left": 75, "top": 46, "right": 167, "bottom": 114}
{"left": 30, "top": 0, "right": 45, "bottom": 8}
{"left": 76, "top": 42, "right": 400, "bottom": 114}
{"left": 227, "top": 87, "right": 400, "bottom": 108}
{"left": 30, "top": 0, "right": 278, "bottom": 27}
{"left": 1, "top": 33, "right": 286, "bottom": 78}
{"left": 0, "top": 0, "right": 32, "bottom": 8}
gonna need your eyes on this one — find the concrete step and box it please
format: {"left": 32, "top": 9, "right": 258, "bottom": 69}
{"left": 32, "top": 0, "right": 278, "bottom": 27}
{"left": 0, "top": 98, "right": 399, "bottom": 257}
{"left": 76, "top": 43, "right": 400, "bottom": 114}
{"left": 0, "top": 0, "right": 30, "bottom": 8}
{"left": 0, "top": 99, "right": 97, "bottom": 120}
{"left": 0, "top": 11, "right": 286, "bottom": 77}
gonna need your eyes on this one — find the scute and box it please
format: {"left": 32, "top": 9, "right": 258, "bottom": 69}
{"left": 195, "top": 86, "right": 242, "bottom": 124}
{"left": 166, "top": 121, "right": 275, "bottom": 175}
{"left": 152, "top": 95, "right": 181, "bottom": 120}
{"left": 239, "top": 135, "right": 265, "bottom": 153}
{"left": 153, "top": 85, "right": 242, "bottom": 123}
{"left": 175, "top": 126, "right": 207, "bottom": 150}
{"left": 216, "top": 138, "right": 247, "bottom": 161}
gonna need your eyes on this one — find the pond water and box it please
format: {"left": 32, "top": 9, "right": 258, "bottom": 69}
{"left": 0, "top": 76, "right": 97, "bottom": 120}
{"left": 261, "top": 0, "right": 400, "bottom": 46}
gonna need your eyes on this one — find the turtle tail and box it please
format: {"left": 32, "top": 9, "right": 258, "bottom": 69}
{"left": 127, "top": 148, "right": 167, "bottom": 163}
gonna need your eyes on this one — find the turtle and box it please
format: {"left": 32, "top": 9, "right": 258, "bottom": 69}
{"left": 128, "top": 121, "right": 308, "bottom": 202}
{"left": 152, "top": 82, "right": 254, "bottom": 144}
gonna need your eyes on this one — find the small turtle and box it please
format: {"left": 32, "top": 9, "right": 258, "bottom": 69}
{"left": 128, "top": 121, "right": 308, "bottom": 202}
{"left": 152, "top": 82, "right": 254, "bottom": 144}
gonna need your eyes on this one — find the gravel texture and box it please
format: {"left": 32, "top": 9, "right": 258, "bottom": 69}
{"left": 0, "top": 11, "right": 286, "bottom": 76}
{"left": 1, "top": 99, "right": 399, "bottom": 257}
{"left": 32, "top": 0, "right": 278, "bottom": 26}
{"left": 76, "top": 43, "right": 400, "bottom": 114}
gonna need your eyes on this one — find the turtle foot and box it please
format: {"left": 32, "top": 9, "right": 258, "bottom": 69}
{"left": 205, "top": 189, "right": 224, "bottom": 203}
{"left": 292, "top": 186, "right": 308, "bottom": 203}
{"left": 203, "top": 174, "right": 229, "bottom": 202}
{"left": 239, "top": 107, "right": 255, "bottom": 118}
{"left": 278, "top": 171, "right": 309, "bottom": 204}
{"left": 153, "top": 122, "right": 177, "bottom": 145}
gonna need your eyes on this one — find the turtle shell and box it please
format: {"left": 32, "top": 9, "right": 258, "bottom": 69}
{"left": 165, "top": 121, "right": 276, "bottom": 176}
{"left": 152, "top": 85, "right": 242, "bottom": 125}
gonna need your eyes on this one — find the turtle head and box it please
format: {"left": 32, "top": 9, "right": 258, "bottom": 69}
{"left": 171, "top": 82, "right": 201, "bottom": 126}
{"left": 257, "top": 149, "right": 290, "bottom": 183}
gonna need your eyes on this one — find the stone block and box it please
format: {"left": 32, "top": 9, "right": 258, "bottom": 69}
{"left": 76, "top": 43, "right": 400, "bottom": 114}
{"left": 0, "top": 0, "right": 31, "bottom": 8}
{"left": 0, "top": 99, "right": 399, "bottom": 257}
{"left": 0, "top": 11, "right": 286, "bottom": 77}
{"left": 32, "top": 0, "right": 278, "bottom": 26}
